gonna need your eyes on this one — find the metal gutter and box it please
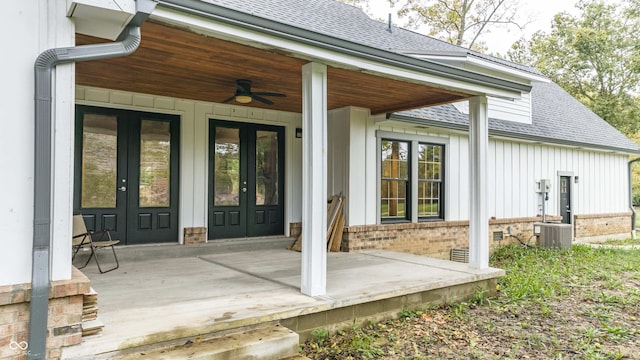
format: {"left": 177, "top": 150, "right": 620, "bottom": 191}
{"left": 389, "top": 113, "right": 640, "bottom": 155}
{"left": 629, "top": 158, "right": 640, "bottom": 239}
{"left": 28, "top": 1, "right": 156, "bottom": 358}
{"left": 157, "top": 0, "right": 531, "bottom": 94}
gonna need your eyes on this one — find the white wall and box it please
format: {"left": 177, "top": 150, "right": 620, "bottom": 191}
{"left": 327, "top": 107, "right": 373, "bottom": 225}
{"left": 452, "top": 94, "right": 532, "bottom": 125}
{"left": 488, "top": 139, "right": 629, "bottom": 218}
{"left": 76, "top": 86, "right": 303, "bottom": 239}
{"left": 347, "top": 119, "right": 631, "bottom": 226}
{"left": 0, "top": 1, "right": 74, "bottom": 286}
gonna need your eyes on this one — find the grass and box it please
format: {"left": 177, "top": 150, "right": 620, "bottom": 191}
{"left": 602, "top": 237, "right": 640, "bottom": 246}
{"left": 301, "top": 244, "right": 640, "bottom": 359}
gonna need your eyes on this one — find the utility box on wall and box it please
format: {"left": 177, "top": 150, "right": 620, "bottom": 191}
{"left": 534, "top": 223, "right": 572, "bottom": 249}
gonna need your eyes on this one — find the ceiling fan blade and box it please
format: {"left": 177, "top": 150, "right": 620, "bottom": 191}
{"left": 253, "top": 92, "right": 286, "bottom": 97}
{"left": 222, "top": 95, "right": 236, "bottom": 103}
{"left": 252, "top": 95, "right": 274, "bottom": 105}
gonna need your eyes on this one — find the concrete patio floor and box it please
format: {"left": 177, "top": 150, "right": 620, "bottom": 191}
{"left": 62, "top": 239, "right": 504, "bottom": 359}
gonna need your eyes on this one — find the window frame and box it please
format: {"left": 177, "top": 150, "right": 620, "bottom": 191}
{"left": 377, "top": 131, "right": 447, "bottom": 224}
{"left": 380, "top": 139, "right": 411, "bottom": 223}
{"left": 417, "top": 142, "right": 445, "bottom": 221}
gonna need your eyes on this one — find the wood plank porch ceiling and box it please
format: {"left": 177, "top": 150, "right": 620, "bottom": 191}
{"left": 76, "top": 21, "right": 469, "bottom": 115}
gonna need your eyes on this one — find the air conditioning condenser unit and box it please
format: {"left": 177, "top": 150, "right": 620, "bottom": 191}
{"left": 533, "top": 223, "right": 572, "bottom": 249}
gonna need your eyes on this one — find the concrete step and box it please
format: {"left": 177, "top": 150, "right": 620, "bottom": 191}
{"left": 97, "top": 324, "right": 299, "bottom": 360}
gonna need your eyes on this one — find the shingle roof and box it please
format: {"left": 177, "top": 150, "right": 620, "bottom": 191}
{"left": 204, "top": 0, "right": 638, "bottom": 153}
{"left": 397, "top": 81, "right": 640, "bottom": 153}
{"left": 206, "top": 0, "right": 541, "bottom": 75}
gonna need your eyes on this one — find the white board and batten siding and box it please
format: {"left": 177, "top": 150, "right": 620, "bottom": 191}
{"left": 329, "top": 109, "right": 630, "bottom": 227}
{"left": 488, "top": 140, "right": 629, "bottom": 219}
{"left": 452, "top": 94, "right": 532, "bottom": 125}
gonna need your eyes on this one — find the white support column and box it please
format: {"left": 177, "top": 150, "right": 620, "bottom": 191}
{"left": 468, "top": 96, "right": 489, "bottom": 269}
{"left": 301, "top": 62, "right": 328, "bottom": 296}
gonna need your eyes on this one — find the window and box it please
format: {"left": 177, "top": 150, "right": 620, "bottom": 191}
{"left": 379, "top": 135, "right": 445, "bottom": 223}
{"left": 417, "top": 143, "right": 444, "bottom": 220}
{"left": 381, "top": 140, "right": 410, "bottom": 221}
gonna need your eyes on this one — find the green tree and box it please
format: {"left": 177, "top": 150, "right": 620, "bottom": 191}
{"left": 508, "top": 0, "right": 640, "bottom": 135}
{"left": 390, "top": 0, "right": 525, "bottom": 51}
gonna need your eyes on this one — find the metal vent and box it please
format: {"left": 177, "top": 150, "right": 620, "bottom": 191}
{"left": 450, "top": 248, "right": 469, "bottom": 263}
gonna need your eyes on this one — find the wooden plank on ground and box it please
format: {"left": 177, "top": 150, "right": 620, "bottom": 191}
{"left": 330, "top": 214, "right": 345, "bottom": 252}
{"left": 289, "top": 233, "right": 302, "bottom": 252}
{"left": 326, "top": 196, "right": 340, "bottom": 228}
{"left": 326, "top": 196, "right": 343, "bottom": 245}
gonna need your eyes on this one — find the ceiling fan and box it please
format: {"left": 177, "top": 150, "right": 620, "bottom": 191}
{"left": 223, "top": 79, "right": 286, "bottom": 105}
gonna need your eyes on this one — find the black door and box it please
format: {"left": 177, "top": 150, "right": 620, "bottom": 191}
{"left": 208, "top": 120, "right": 284, "bottom": 239}
{"left": 560, "top": 176, "right": 572, "bottom": 224}
{"left": 74, "top": 106, "right": 180, "bottom": 244}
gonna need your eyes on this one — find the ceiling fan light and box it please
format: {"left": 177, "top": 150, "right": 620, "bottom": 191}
{"left": 235, "top": 95, "right": 252, "bottom": 104}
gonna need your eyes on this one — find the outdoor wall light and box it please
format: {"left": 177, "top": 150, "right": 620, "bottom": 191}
{"left": 575, "top": 176, "right": 579, "bottom": 184}
{"left": 295, "top": 128, "right": 302, "bottom": 138}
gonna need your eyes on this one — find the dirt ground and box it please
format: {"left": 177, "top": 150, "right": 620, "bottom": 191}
{"left": 301, "top": 246, "right": 640, "bottom": 359}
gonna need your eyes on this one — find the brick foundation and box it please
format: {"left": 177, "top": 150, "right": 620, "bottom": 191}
{"left": 183, "top": 227, "right": 207, "bottom": 244}
{"left": 0, "top": 268, "right": 89, "bottom": 360}
{"left": 289, "top": 222, "right": 302, "bottom": 238}
{"left": 341, "top": 213, "right": 631, "bottom": 257}
{"left": 343, "top": 216, "right": 564, "bottom": 259}
{"left": 574, "top": 212, "right": 632, "bottom": 242}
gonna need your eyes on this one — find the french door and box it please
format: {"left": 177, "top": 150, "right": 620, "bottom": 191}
{"left": 208, "top": 120, "right": 284, "bottom": 239}
{"left": 74, "top": 106, "right": 180, "bottom": 244}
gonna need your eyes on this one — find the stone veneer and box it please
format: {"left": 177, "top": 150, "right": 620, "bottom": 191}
{"left": 0, "top": 268, "right": 89, "bottom": 360}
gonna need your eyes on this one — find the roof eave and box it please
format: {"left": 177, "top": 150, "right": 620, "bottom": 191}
{"left": 390, "top": 113, "right": 640, "bottom": 155}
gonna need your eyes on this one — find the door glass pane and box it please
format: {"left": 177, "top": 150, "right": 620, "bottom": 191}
{"left": 82, "top": 114, "right": 117, "bottom": 208}
{"left": 139, "top": 120, "right": 171, "bottom": 207}
{"left": 256, "top": 130, "right": 278, "bottom": 206}
{"left": 214, "top": 127, "right": 240, "bottom": 206}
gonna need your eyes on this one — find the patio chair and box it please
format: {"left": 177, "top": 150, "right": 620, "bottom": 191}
{"left": 72, "top": 215, "right": 120, "bottom": 273}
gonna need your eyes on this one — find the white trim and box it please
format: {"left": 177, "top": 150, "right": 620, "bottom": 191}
{"left": 300, "top": 62, "right": 328, "bottom": 296}
{"left": 406, "top": 52, "right": 549, "bottom": 83}
{"left": 468, "top": 96, "right": 489, "bottom": 269}
{"left": 152, "top": 8, "right": 523, "bottom": 100}
{"left": 465, "top": 56, "right": 550, "bottom": 83}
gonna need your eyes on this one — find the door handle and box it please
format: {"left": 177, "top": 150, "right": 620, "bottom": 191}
{"left": 242, "top": 187, "right": 247, "bottom": 193}
{"left": 118, "top": 186, "right": 127, "bottom": 192}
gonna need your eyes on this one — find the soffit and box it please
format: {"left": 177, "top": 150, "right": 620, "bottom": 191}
{"left": 76, "top": 21, "right": 469, "bottom": 114}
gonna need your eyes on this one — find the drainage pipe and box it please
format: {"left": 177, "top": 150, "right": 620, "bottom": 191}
{"left": 629, "top": 158, "right": 640, "bottom": 240}
{"left": 29, "top": 2, "right": 156, "bottom": 358}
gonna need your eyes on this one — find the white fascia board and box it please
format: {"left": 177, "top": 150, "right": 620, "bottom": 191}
{"left": 464, "top": 56, "right": 550, "bottom": 83}
{"left": 152, "top": 8, "right": 523, "bottom": 100}
{"left": 67, "top": 0, "right": 135, "bottom": 40}
{"left": 410, "top": 53, "right": 549, "bottom": 84}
